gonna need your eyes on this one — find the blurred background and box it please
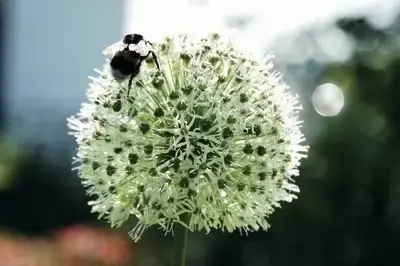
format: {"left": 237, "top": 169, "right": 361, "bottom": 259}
{"left": 1, "top": 0, "right": 400, "bottom": 265}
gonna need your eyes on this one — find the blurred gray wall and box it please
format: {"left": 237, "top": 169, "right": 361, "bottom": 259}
{"left": 4, "top": 0, "right": 124, "bottom": 147}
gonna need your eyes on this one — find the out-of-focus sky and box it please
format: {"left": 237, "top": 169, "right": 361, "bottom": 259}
{"left": 124, "top": 0, "right": 398, "bottom": 120}
{"left": 4, "top": 0, "right": 124, "bottom": 144}
{"left": 4, "top": 0, "right": 399, "bottom": 144}
{"left": 125, "top": 0, "right": 399, "bottom": 54}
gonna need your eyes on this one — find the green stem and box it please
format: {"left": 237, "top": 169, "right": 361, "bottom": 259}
{"left": 171, "top": 214, "right": 190, "bottom": 266}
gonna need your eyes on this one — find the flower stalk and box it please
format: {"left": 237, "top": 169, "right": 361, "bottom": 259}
{"left": 171, "top": 214, "right": 190, "bottom": 266}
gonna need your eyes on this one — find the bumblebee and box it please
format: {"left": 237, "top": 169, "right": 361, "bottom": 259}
{"left": 110, "top": 34, "right": 160, "bottom": 95}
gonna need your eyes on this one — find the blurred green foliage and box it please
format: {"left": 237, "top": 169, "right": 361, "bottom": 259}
{"left": 0, "top": 136, "right": 20, "bottom": 190}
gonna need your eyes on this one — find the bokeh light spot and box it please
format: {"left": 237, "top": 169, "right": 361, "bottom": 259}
{"left": 312, "top": 83, "right": 344, "bottom": 117}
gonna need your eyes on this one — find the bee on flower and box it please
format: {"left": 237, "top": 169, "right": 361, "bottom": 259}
{"left": 68, "top": 32, "right": 309, "bottom": 241}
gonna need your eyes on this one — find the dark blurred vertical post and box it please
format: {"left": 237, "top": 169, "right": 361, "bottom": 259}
{"left": 0, "top": 0, "right": 4, "bottom": 130}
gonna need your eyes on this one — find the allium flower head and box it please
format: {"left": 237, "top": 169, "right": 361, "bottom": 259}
{"left": 68, "top": 33, "right": 309, "bottom": 241}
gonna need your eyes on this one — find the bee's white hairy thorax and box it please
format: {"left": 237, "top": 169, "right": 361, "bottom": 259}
{"left": 127, "top": 40, "right": 150, "bottom": 57}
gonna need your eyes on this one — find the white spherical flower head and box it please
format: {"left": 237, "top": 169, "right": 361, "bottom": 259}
{"left": 68, "top": 33, "right": 309, "bottom": 241}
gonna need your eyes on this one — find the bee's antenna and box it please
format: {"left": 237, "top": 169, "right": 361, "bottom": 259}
{"left": 145, "top": 40, "right": 155, "bottom": 47}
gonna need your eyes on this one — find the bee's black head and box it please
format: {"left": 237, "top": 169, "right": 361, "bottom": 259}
{"left": 123, "top": 34, "right": 144, "bottom": 45}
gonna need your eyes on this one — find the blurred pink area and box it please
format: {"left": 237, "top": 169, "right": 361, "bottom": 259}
{"left": 0, "top": 225, "right": 132, "bottom": 266}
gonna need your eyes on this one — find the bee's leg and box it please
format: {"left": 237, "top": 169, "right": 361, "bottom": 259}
{"left": 150, "top": 51, "right": 160, "bottom": 70}
{"left": 127, "top": 74, "right": 135, "bottom": 96}
{"left": 143, "top": 41, "right": 160, "bottom": 70}
{"left": 127, "top": 67, "right": 140, "bottom": 96}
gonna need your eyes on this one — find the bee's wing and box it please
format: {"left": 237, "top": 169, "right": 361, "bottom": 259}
{"left": 103, "top": 41, "right": 125, "bottom": 58}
